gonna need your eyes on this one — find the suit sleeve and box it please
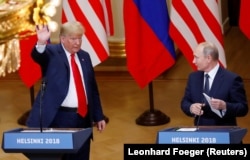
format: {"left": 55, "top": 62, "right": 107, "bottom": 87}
{"left": 83, "top": 52, "right": 105, "bottom": 122}
{"left": 224, "top": 76, "right": 248, "bottom": 117}
{"left": 181, "top": 74, "right": 195, "bottom": 117}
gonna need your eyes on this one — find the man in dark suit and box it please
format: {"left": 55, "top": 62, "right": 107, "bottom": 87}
{"left": 181, "top": 41, "right": 248, "bottom": 126}
{"left": 26, "top": 21, "right": 106, "bottom": 160}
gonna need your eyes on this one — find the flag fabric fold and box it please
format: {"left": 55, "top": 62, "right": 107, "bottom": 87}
{"left": 239, "top": 0, "right": 250, "bottom": 39}
{"left": 169, "top": 0, "right": 226, "bottom": 70}
{"left": 18, "top": 34, "right": 42, "bottom": 88}
{"left": 124, "top": 0, "right": 176, "bottom": 88}
{"left": 62, "top": 0, "right": 114, "bottom": 66}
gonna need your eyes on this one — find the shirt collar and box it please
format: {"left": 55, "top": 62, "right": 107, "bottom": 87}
{"left": 205, "top": 63, "right": 219, "bottom": 80}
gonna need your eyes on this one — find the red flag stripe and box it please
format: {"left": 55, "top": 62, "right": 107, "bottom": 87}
{"left": 170, "top": 0, "right": 226, "bottom": 70}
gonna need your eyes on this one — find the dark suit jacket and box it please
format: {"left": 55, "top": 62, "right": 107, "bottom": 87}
{"left": 181, "top": 67, "right": 248, "bottom": 126}
{"left": 26, "top": 44, "right": 104, "bottom": 127}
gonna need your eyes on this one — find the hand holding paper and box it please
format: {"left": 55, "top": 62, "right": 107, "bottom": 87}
{"left": 203, "top": 93, "right": 223, "bottom": 118}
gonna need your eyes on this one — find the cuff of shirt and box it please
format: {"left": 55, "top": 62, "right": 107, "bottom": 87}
{"left": 35, "top": 43, "right": 46, "bottom": 53}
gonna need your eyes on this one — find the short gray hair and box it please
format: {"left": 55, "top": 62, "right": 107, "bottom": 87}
{"left": 200, "top": 42, "right": 219, "bottom": 60}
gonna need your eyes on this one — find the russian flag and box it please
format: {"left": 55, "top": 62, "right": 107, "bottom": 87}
{"left": 239, "top": 0, "right": 250, "bottom": 39}
{"left": 124, "top": 0, "right": 176, "bottom": 88}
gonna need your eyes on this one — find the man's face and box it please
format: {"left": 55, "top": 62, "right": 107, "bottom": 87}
{"left": 60, "top": 34, "right": 82, "bottom": 53}
{"left": 192, "top": 45, "right": 210, "bottom": 71}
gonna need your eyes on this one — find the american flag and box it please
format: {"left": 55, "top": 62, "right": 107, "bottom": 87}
{"left": 169, "top": 0, "right": 226, "bottom": 70}
{"left": 62, "top": 0, "right": 114, "bottom": 66}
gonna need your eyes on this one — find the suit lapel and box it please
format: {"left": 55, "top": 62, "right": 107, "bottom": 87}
{"left": 198, "top": 72, "right": 205, "bottom": 102}
{"left": 55, "top": 44, "right": 69, "bottom": 69}
{"left": 76, "top": 52, "right": 87, "bottom": 75}
{"left": 76, "top": 52, "right": 89, "bottom": 92}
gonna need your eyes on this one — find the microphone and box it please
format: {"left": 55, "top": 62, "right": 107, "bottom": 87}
{"left": 39, "top": 77, "right": 46, "bottom": 132}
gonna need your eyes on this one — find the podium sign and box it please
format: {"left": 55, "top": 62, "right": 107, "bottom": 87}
{"left": 157, "top": 126, "right": 247, "bottom": 144}
{"left": 2, "top": 128, "right": 92, "bottom": 160}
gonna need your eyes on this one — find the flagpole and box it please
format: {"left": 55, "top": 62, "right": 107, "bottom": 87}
{"left": 136, "top": 82, "right": 170, "bottom": 126}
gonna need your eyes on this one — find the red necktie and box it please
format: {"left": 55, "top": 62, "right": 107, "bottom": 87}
{"left": 70, "top": 53, "right": 87, "bottom": 117}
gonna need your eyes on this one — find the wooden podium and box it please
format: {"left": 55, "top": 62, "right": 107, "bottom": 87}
{"left": 156, "top": 126, "right": 247, "bottom": 144}
{"left": 2, "top": 127, "right": 92, "bottom": 160}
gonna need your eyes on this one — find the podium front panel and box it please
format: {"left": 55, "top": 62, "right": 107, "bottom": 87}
{"left": 2, "top": 128, "right": 92, "bottom": 153}
{"left": 4, "top": 132, "right": 73, "bottom": 150}
{"left": 158, "top": 131, "right": 229, "bottom": 144}
{"left": 157, "top": 126, "right": 247, "bottom": 144}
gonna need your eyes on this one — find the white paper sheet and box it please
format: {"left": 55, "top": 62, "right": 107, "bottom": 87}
{"left": 21, "top": 129, "right": 77, "bottom": 133}
{"left": 176, "top": 128, "right": 197, "bottom": 131}
{"left": 203, "top": 93, "right": 223, "bottom": 118}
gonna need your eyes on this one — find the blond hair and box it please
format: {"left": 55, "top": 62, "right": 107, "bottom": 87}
{"left": 59, "top": 21, "right": 85, "bottom": 36}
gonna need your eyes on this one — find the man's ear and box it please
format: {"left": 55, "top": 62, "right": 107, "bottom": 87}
{"left": 60, "top": 36, "right": 64, "bottom": 43}
{"left": 207, "top": 54, "right": 213, "bottom": 62}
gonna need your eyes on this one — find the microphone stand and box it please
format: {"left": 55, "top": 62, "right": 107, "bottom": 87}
{"left": 196, "top": 111, "right": 202, "bottom": 130}
{"left": 196, "top": 102, "right": 205, "bottom": 130}
{"left": 39, "top": 78, "right": 46, "bottom": 133}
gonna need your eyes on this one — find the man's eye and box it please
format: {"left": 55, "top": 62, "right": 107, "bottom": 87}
{"left": 70, "top": 38, "right": 81, "bottom": 41}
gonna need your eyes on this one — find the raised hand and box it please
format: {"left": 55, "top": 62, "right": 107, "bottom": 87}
{"left": 36, "top": 25, "right": 51, "bottom": 45}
